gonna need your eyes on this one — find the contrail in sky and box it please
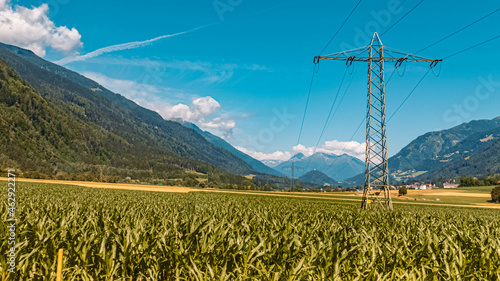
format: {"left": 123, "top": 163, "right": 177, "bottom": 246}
{"left": 55, "top": 23, "right": 217, "bottom": 65}
{"left": 55, "top": 3, "right": 292, "bottom": 66}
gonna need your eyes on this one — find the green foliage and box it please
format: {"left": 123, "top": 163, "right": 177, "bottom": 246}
{"left": 298, "top": 170, "right": 338, "bottom": 186}
{"left": 0, "top": 51, "right": 252, "bottom": 187}
{"left": 491, "top": 186, "right": 500, "bottom": 203}
{"left": 399, "top": 186, "right": 408, "bottom": 196}
{"left": 0, "top": 45, "right": 256, "bottom": 178}
{"left": 460, "top": 176, "right": 500, "bottom": 187}
{"left": 253, "top": 173, "right": 315, "bottom": 189}
{"left": 343, "top": 118, "right": 500, "bottom": 186}
{"left": 185, "top": 123, "right": 283, "bottom": 176}
{"left": 1, "top": 182, "right": 500, "bottom": 279}
{"left": 182, "top": 177, "right": 199, "bottom": 187}
{"left": 390, "top": 120, "right": 500, "bottom": 180}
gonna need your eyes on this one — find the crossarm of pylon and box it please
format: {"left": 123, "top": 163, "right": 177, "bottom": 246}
{"left": 383, "top": 47, "right": 441, "bottom": 61}
{"left": 316, "top": 46, "right": 441, "bottom": 64}
{"left": 319, "top": 46, "right": 370, "bottom": 57}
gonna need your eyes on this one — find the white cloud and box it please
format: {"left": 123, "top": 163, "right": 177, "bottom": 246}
{"left": 202, "top": 114, "right": 236, "bottom": 131}
{"left": 82, "top": 72, "right": 236, "bottom": 139}
{"left": 167, "top": 104, "right": 193, "bottom": 121}
{"left": 236, "top": 140, "right": 365, "bottom": 165}
{"left": 236, "top": 147, "right": 292, "bottom": 162}
{"left": 55, "top": 23, "right": 216, "bottom": 65}
{"left": 292, "top": 140, "right": 365, "bottom": 160}
{"left": 0, "top": 0, "right": 82, "bottom": 57}
{"left": 192, "top": 96, "right": 221, "bottom": 117}
{"left": 160, "top": 97, "right": 236, "bottom": 139}
{"left": 161, "top": 97, "right": 220, "bottom": 122}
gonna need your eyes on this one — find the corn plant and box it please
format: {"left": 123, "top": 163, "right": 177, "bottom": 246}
{"left": 1, "top": 182, "right": 499, "bottom": 280}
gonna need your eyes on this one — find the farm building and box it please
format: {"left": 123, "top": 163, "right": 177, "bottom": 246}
{"left": 444, "top": 183, "right": 459, "bottom": 188}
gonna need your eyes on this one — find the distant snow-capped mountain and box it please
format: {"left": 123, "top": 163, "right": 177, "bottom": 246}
{"left": 261, "top": 159, "right": 284, "bottom": 168}
{"left": 274, "top": 152, "right": 364, "bottom": 181}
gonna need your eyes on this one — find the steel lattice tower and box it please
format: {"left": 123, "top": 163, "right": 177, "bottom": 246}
{"left": 314, "top": 33, "right": 441, "bottom": 210}
{"left": 282, "top": 162, "right": 303, "bottom": 192}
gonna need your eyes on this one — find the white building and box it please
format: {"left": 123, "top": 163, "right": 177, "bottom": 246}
{"left": 444, "top": 183, "right": 459, "bottom": 188}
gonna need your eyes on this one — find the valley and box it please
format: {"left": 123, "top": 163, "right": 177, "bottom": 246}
{"left": 0, "top": 1, "right": 499, "bottom": 278}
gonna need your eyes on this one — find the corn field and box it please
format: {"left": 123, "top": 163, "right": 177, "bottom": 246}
{"left": 1, "top": 182, "right": 500, "bottom": 280}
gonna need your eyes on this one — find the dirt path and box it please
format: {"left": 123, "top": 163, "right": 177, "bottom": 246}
{"left": 3, "top": 178, "right": 500, "bottom": 209}
{"left": 0, "top": 177, "right": 191, "bottom": 193}
{"left": 418, "top": 191, "right": 490, "bottom": 198}
{"left": 200, "top": 189, "right": 500, "bottom": 209}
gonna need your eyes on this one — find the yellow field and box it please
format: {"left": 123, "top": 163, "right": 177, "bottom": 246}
{"left": 3, "top": 177, "right": 499, "bottom": 209}
{"left": 390, "top": 188, "right": 490, "bottom": 198}
{"left": 202, "top": 189, "right": 500, "bottom": 209}
{"left": 0, "top": 177, "right": 191, "bottom": 193}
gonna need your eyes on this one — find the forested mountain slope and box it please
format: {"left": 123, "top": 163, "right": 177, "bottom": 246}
{"left": 181, "top": 121, "right": 283, "bottom": 176}
{"left": 344, "top": 117, "right": 500, "bottom": 185}
{"left": 0, "top": 43, "right": 255, "bottom": 176}
{"left": 0, "top": 57, "right": 248, "bottom": 184}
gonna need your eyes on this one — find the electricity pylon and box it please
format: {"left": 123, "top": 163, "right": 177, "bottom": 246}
{"left": 282, "top": 162, "right": 304, "bottom": 192}
{"left": 314, "top": 32, "right": 441, "bottom": 210}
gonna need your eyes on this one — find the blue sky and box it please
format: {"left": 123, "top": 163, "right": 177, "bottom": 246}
{"left": 2, "top": 0, "right": 500, "bottom": 164}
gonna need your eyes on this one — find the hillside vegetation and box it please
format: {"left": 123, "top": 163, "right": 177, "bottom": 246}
{"left": 0, "top": 58, "right": 248, "bottom": 186}
{"left": 345, "top": 117, "right": 500, "bottom": 186}
{"left": 0, "top": 43, "right": 256, "bottom": 176}
{"left": 391, "top": 119, "right": 500, "bottom": 179}
{"left": 299, "top": 169, "right": 339, "bottom": 187}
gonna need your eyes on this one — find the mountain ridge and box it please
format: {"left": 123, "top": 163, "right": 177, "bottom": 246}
{"left": 180, "top": 121, "right": 283, "bottom": 176}
{"left": 275, "top": 152, "right": 364, "bottom": 181}
{"left": 344, "top": 117, "right": 500, "bottom": 186}
{"left": 0, "top": 56, "right": 248, "bottom": 184}
{"left": 0, "top": 42, "right": 256, "bottom": 176}
{"left": 299, "top": 170, "right": 339, "bottom": 187}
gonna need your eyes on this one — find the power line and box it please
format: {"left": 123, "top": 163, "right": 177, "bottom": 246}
{"left": 304, "top": 67, "right": 349, "bottom": 171}
{"left": 334, "top": 154, "right": 357, "bottom": 176}
{"left": 380, "top": 0, "right": 425, "bottom": 36}
{"left": 313, "top": 35, "right": 441, "bottom": 209}
{"left": 350, "top": 33, "right": 500, "bottom": 182}
{"left": 387, "top": 68, "right": 432, "bottom": 122}
{"left": 324, "top": 116, "right": 365, "bottom": 174}
{"left": 296, "top": 0, "right": 362, "bottom": 153}
{"left": 294, "top": 0, "right": 362, "bottom": 180}
{"left": 335, "top": 6, "right": 500, "bottom": 163}
{"left": 332, "top": 67, "right": 433, "bottom": 181}
{"left": 323, "top": 66, "right": 398, "bottom": 174}
{"left": 385, "top": 66, "right": 399, "bottom": 85}
{"left": 282, "top": 163, "right": 303, "bottom": 191}
{"left": 338, "top": 32, "right": 500, "bottom": 182}
{"left": 313, "top": 6, "right": 500, "bottom": 188}
{"left": 319, "top": 0, "right": 363, "bottom": 55}
{"left": 304, "top": 0, "right": 420, "bottom": 177}
{"left": 325, "top": 63, "right": 358, "bottom": 130}
{"left": 364, "top": 12, "right": 500, "bottom": 173}
{"left": 302, "top": 64, "right": 359, "bottom": 174}
{"left": 296, "top": 65, "right": 317, "bottom": 145}
{"left": 381, "top": 31, "right": 500, "bottom": 141}
{"left": 415, "top": 7, "right": 500, "bottom": 54}
{"left": 321, "top": 18, "right": 483, "bottom": 179}
{"left": 444, "top": 34, "right": 500, "bottom": 59}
